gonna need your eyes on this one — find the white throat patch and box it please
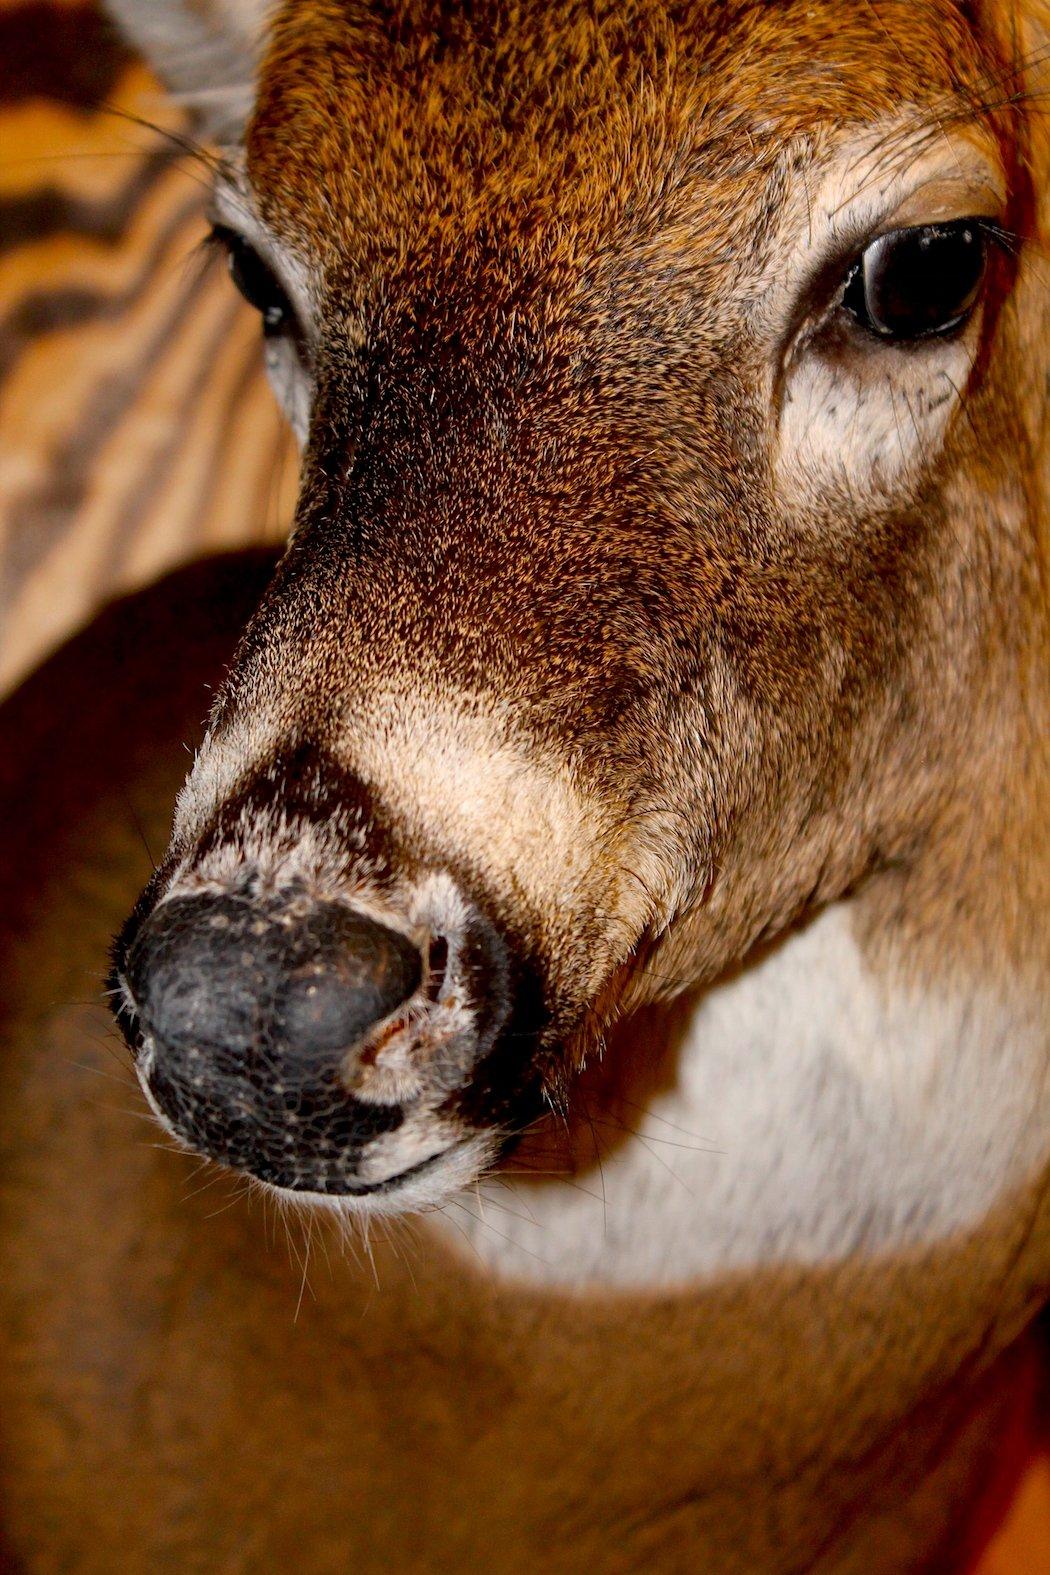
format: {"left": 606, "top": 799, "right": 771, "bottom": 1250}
{"left": 452, "top": 902, "right": 1050, "bottom": 1289}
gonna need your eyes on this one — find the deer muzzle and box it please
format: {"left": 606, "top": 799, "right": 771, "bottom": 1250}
{"left": 112, "top": 846, "right": 538, "bottom": 1204}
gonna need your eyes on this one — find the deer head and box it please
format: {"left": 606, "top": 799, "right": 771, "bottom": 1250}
{"left": 109, "top": 0, "right": 1049, "bottom": 1216}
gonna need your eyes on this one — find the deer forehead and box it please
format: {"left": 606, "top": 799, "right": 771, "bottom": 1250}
{"left": 227, "top": 0, "right": 1009, "bottom": 507}
{"left": 244, "top": 0, "right": 994, "bottom": 270}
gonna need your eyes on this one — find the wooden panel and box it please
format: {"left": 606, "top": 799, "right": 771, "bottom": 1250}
{"left": 0, "top": 0, "right": 296, "bottom": 693}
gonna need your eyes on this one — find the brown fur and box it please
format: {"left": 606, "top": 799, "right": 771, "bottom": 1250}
{"left": 2, "top": 0, "right": 1049, "bottom": 1567}
{"left": 215, "top": 0, "right": 1048, "bottom": 1035}
{"left": 0, "top": 559, "right": 1043, "bottom": 1572}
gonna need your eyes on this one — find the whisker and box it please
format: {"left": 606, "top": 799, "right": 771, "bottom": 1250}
{"left": 447, "top": 1197, "right": 550, "bottom": 1267}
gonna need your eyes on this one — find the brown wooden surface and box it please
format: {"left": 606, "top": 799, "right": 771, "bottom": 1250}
{"left": 0, "top": 0, "right": 296, "bottom": 693}
{"left": 0, "top": 2, "right": 1045, "bottom": 1567}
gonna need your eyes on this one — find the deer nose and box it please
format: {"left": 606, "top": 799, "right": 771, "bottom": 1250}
{"left": 127, "top": 894, "right": 421, "bottom": 1072}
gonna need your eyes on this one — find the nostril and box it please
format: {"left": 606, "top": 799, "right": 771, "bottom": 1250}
{"left": 275, "top": 909, "right": 421, "bottom": 1057}
{"left": 423, "top": 934, "right": 449, "bottom": 1004}
{"left": 276, "top": 963, "right": 373, "bottom": 1056}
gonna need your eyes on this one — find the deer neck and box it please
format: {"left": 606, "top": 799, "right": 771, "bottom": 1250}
{"left": 451, "top": 815, "right": 1049, "bottom": 1290}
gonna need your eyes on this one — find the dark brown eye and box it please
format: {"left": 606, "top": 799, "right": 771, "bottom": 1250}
{"left": 212, "top": 225, "right": 291, "bottom": 334}
{"left": 842, "top": 220, "right": 988, "bottom": 342}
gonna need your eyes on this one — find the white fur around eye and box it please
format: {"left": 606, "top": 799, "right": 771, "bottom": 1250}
{"left": 776, "top": 330, "right": 976, "bottom": 503}
{"left": 761, "top": 117, "right": 1001, "bottom": 510}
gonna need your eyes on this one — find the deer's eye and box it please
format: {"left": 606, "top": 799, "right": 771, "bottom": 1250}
{"left": 841, "top": 221, "right": 988, "bottom": 342}
{"left": 212, "top": 226, "right": 291, "bottom": 334}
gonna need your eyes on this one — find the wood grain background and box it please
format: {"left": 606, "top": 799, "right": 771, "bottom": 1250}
{"left": 0, "top": 0, "right": 296, "bottom": 694}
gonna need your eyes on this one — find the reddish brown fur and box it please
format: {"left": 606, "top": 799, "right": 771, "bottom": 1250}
{"left": 1, "top": 2, "right": 1048, "bottom": 1568}
{"left": 215, "top": 0, "right": 1047, "bottom": 1039}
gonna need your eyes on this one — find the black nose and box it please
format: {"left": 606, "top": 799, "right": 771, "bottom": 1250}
{"left": 128, "top": 893, "right": 421, "bottom": 1072}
